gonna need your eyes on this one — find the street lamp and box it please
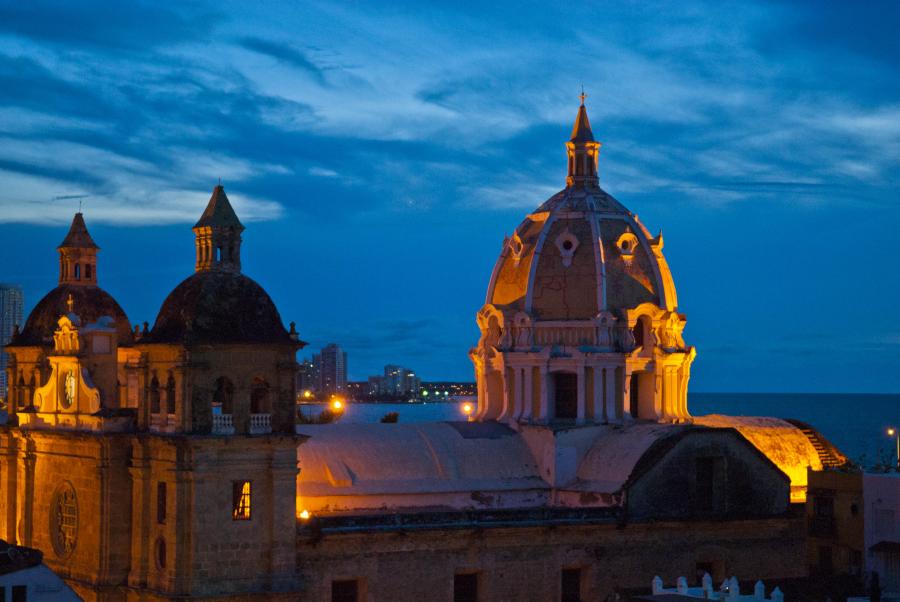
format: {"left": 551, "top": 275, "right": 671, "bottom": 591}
{"left": 888, "top": 428, "right": 899, "bottom": 469}
{"left": 461, "top": 402, "right": 474, "bottom": 421}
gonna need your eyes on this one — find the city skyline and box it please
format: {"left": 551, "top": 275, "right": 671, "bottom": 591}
{"left": 0, "top": 2, "right": 899, "bottom": 391}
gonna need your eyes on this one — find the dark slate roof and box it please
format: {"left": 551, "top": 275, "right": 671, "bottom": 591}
{"left": 8, "top": 284, "right": 133, "bottom": 347}
{"left": 570, "top": 103, "right": 595, "bottom": 143}
{"left": 0, "top": 539, "right": 43, "bottom": 576}
{"left": 146, "top": 271, "right": 293, "bottom": 345}
{"left": 194, "top": 185, "right": 244, "bottom": 230}
{"left": 58, "top": 212, "right": 99, "bottom": 249}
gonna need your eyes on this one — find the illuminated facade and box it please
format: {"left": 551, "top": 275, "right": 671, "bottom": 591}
{"left": 471, "top": 99, "right": 693, "bottom": 424}
{"left": 0, "top": 103, "right": 852, "bottom": 601}
{"left": 1, "top": 188, "right": 305, "bottom": 600}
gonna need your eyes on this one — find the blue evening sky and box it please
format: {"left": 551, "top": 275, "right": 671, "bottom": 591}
{"left": 1, "top": 2, "right": 898, "bottom": 392}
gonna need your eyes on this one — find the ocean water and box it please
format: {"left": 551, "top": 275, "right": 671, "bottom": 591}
{"left": 302, "top": 393, "right": 900, "bottom": 466}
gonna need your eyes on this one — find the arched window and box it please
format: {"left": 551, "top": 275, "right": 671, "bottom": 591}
{"left": 213, "top": 377, "right": 234, "bottom": 414}
{"left": 165, "top": 373, "right": 176, "bottom": 414}
{"left": 215, "top": 247, "right": 221, "bottom": 263}
{"left": 74, "top": 264, "right": 80, "bottom": 280}
{"left": 149, "top": 375, "right": 160, "bottom": 414}
{"left": 16, "top": 375, "right": 25, "bottom": 409}
{"left": 250, "top": 378, "right": 270, "bottom": 414}
{"left": 85, "top": 264, "right": 92, "bottom": 280}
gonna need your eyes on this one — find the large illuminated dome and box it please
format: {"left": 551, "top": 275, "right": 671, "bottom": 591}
{"left": 471, "top": 98, "right": 695, "bottom": 424}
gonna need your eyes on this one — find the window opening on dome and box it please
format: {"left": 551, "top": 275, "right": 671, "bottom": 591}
{"left": 149, "top": 375, "right": 160, "bottom": 414}
{"left": 629, "top": 373, "right": 640, "bottom": 418}
{"left": 165, "top": 373, "right": 176, "bottom": 414}
{"left": 232, "top": 480, "right": 251, "bottom": 520}
{"left": 251, "top": 378, "right": 271, "bottom": 414}
{"left": 553, "top": 372, "right": 578, "bottom": 420}
{"left": 562, "top": 240, "right": 573, "bottom": 251}
{"left": 214, "top": 376, "right": 234, "bottom": 414}
{"left": 74, "top": 264, "right": 80, "bottom": 280}
{"left": 85, "top": 264, "right": 92, "bottom": 280}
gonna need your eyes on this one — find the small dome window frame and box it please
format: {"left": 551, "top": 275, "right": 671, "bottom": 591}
{"left": 555, "top": 230, "right": 580, "bottom": 268}
{"left": 616, "top": 232, "right": 639, "bottom": 261}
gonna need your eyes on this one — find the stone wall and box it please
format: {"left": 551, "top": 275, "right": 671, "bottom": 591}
{"left": 296, "top": 514, "right": 806, "bottom": 601}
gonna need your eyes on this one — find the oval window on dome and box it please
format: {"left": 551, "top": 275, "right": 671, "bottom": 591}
{"left": 616, "top": 232, "right": 639, "bottom": 259}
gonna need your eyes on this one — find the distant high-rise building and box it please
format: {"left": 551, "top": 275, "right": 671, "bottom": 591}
{"left": 0, "top": 283, "right": 24, "bottom": 402}
{"left": 296, "top": 357, "right": 320, "bottom": 395}
{"left": 367, "top": 364, "right": 421, "bottom": 396}
{"left": 318, "top": 343, "right": 347, "bottom": 396}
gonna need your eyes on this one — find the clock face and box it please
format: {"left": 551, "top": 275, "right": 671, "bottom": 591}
{"left": 61, "top": 370, "right": 76, "bottom": 409}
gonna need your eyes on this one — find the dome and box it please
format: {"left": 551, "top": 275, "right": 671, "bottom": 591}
{"left": 471, "top": 98, "right": 695, "bottom": 425}
{"left": 147, "top": 271, "right": 293, "bottom": 345}
{"left": 485, "top": 185, "right": 678, "bottom": 320}
{"left": 10, "top": 284, "right": 133, "bottom": 347}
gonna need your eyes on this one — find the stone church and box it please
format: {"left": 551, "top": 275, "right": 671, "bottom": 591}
{"left": 2, "top": 100, "right": 847, "bottom": 601}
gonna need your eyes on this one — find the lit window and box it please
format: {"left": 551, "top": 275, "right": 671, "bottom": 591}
{"left": 232, "top": 481, "right": 251, "bottom": 520}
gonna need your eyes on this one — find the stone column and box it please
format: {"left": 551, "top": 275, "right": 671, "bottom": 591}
{"left": 538, "top": 366, "right": 549, "bottom": 423}
{"left": 576, "top": 365, "right": 586, "bottom": 425}
{"left": 591, "top": 366, "right": 603, "bottom": 423}
{"left": 604, "top": 367, "right": 617, "bottom": 423}
{"left": 522, "top": 366, "right": 533, "bottom": 422}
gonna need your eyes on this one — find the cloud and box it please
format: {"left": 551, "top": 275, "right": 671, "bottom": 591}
{"left": 238, "top": 37, "right": 328, "bottom": 85}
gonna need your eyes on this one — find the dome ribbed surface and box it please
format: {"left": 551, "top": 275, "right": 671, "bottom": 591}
{"left": 10, "top": 285, "right": 132, "bottom": 346}
{"left": 147, "top": 271, "right": 292, "bottom": 345}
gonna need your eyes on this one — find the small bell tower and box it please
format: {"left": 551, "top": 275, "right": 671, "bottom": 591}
{"left": 193, "top": 184, "right": 245, "bottom": 273}
{"left": 58, "top": 213, "right": 99, "bottom": 285}
{"left": 566, "top": 92, "right": 602, "bottom": 188}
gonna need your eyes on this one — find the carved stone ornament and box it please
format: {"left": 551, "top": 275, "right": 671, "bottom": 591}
{"left": 50, "top": 481, "right": 78, "bottom": 558}
{"left": 555, "top": 229, "right": 579, "bottom": 267}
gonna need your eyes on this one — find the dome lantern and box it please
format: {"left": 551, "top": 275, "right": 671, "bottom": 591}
{"left": 193, "top": 185, "right": 244, "bottom": 273}
{"left": 566, "top": 92, "right": 601, "bottom": 188}
{"left": 57, "top": 213, "right": 99, "bottom": 286}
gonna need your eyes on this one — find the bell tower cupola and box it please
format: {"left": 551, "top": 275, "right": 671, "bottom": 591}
{"left": 193, "top": 184, "right": 245, "bottom": 273}
{"left": 566, "top": 92, "right": 601, "bottom": 188}
{"left": 58, "top": 212, "right": 99, "bottom": 286}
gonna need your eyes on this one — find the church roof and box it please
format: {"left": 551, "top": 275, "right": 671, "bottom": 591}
{"left": 8, "top": 284, "right": 132, "bottom": 347}
{"left": 483, "top": 101, "right": 679, "bottom": 319}
{"left": 570, "top": 102, "right": 595, "bottom": 142}
{"left": 194, "top": 185, "right": 244, "bottom": 230}
{"left": 145, "top": 271, "right": 293, "bottom": 345}
{"left": 58, "top": 212, "right": 99, "bottom": 249}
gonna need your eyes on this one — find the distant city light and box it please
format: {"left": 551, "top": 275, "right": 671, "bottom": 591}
{"left": 299, "top": 509, "right": 311, "bottom": 520}
{"left": 303, "top": 390, "right": 312, "bottom": 399}
{"left": 331, "top": 399, "right": 344, "bottom": 411}
{"left": 890, "top": 428, "right": 896, "bottom": 437}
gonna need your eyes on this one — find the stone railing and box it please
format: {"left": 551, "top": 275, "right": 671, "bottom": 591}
{"left": 249, "top": 413, "right": 272, "bottom": 435}
{"left": 212, "top": 413, "right": 235, "bottom": 435}
{"left": 150, "top": 412, "right": 175, "bottom": 430}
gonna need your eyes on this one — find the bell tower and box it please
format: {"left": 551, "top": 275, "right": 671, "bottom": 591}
{"left": 193, "top": 184, "right": 244, "bottom": 273}
{"left": 58, "top": 213, "right": 99, "bottom": 286}
{"left": 565, "top": 92, "right": 602, "bottom": 188}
